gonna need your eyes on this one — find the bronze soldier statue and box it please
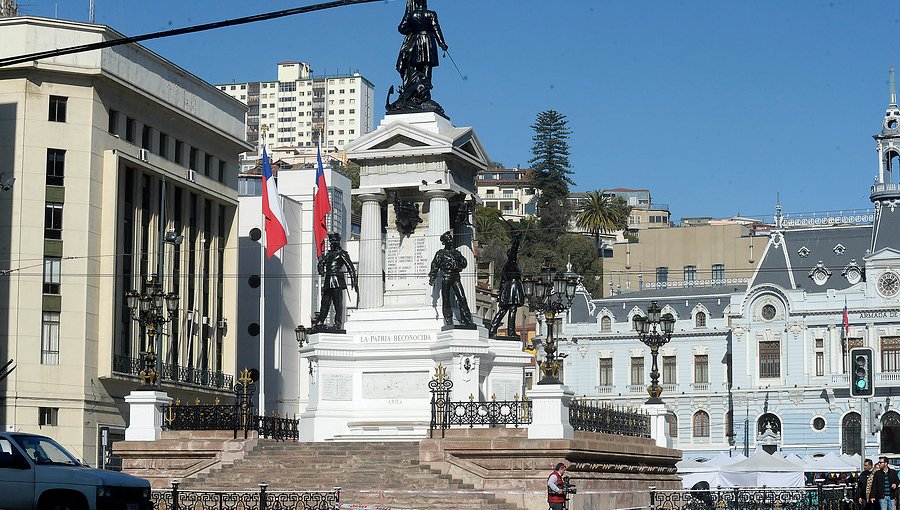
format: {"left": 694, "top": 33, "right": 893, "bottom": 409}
{"left": 315, "top": 233, "right": 358, "bottom": 331}
{"left": 386, "top": 0, "right": 448, "bottom": 114}
{"left": 428, "top": 231, "right": 473, "bottom": 327}
{"left": 489, "top": 232, "right": 525, "bottom": 338}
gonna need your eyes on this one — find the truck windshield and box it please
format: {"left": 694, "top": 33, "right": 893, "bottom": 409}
{"left": 11, "top": 435, "right": 81, "bottom": 466}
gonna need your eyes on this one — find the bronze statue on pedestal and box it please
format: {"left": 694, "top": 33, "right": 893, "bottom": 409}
{"left": 429, "top": 231, "right": 473, "bottom": 327}
{"left": 314, "top": 233, "right": 358, "bottom": 332}
{"left": 386, "top": 0, "right": 448, "bottom": 115}
{"left": 489, "top": 232, "right": 525, "bottom": 339}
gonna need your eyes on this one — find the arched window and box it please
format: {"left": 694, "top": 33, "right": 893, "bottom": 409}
{"left": 667, "top": 414, "right": 678, "bottom": 438}
{"left": 757, "top": 413, "right": 782, "bottom": 435}
{"left": 695, "top": 311, "right": 707, "bottom": 328}
{"left": 600, "top": 316, "right": 612, "bottom": 332}
{"left": 693, "top": 411, "right": 710, "bottom": 438}
{"left": 881, "top": 411, "right": 900, "bottom": 454}
{"left": 842, "top": 412, "right": 862, "bottom": 456}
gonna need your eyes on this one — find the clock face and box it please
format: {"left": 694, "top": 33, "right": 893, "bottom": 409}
{"left": 878, "top": 271, "right": 900, "bottom": 298}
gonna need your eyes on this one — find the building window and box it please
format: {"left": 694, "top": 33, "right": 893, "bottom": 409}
{"left": 46, "top": 149, "right": 65, "bottom": 186}
{"left": 667, "top": 414, "right": 678, "bottom": 437}
{"left": 600, "top": 316, "right": 612, "bottom": 332}
{"left": 175, "top": 140, "right": 184, "bottom": 165}
{"left": 189, "top": 148, "right": 198, "bottom": 171}
{"left": 108, "top": 109, "right": 118, "bottom": 134}
{"left": 327, "top": 188, "right": 345, "bottom": 236}
{"left": 694, "top": 355, "right": 708, "bottom": 384}
{"left": 684, "top": 265, "right": 697, "bottom": 282}
{"left": 761, "top": 304, "right": 777, "bottom": 321}
{"left": 48, "top": 96, "right": 67, "bottom": 122}
{"left": 841, "top": 412, "right": 862, "bottom": 455}
{"left": 141, "top": 125, "right": 151, "bottom": 150}
{"left": 759, "top": 341, "right": 781, "bottom": 378}
{"left": 41, "top": 312, "right": 60, "bottom": 365}
{"left": 630, "top": 357, "right": 644, "bottom": 386}
{"left": 882, "top": 337, "right": 900, "bottom": 372}
{"left": 816, "top": 352, "right": 825, "bottom": 376}
{"left": 43, "top": 257, "right": 61, "bottom": 294}
{"left": 693, "top": 411, "right": 710, "bottom": 438}
{"left": 598, "top": 357, "right": 613, "bottom": 386}
{"left": 204, "top": 154, "right": 212, "bottom": 177}
{"left": 125, "top": 117, "right": 136, "bottom": 143}
{"left": 158, "top": 132, "right": 168, "bottom": 159}
{"left": 38, "top": 407, "right": 59, "bottom": 426}
{"left": 662, "top": 356, "right": 676, "bottom": 384}
{"left": 695, "top": 311, "right": 707, "bottom": 328}
{"left": 712, "top": 264, "right": 725, "bottom": 281}
{"left": 44, "top": 202, "right": 63, "bottom": 239}
{"left": 218, "top": 161, "right": 226, "bottom": 183}
{"left": 656, "top": 267, "right": 668, "bottom": 284}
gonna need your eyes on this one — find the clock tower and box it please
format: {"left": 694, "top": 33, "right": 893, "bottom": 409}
{"left": 868, "top": 67, "right": 900, "bottom": 299}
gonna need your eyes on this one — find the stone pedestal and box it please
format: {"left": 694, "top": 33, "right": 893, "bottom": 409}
{"left": 526, "top": 383, "right": 574, "bottom": 439}
{"left": 124, "top": 390, "right": 172, "bottom": 441}
{"left": 641, "top": 402, "right": 673, "bottom": 449}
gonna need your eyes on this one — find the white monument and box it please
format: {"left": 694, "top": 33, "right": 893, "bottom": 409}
{"left": 298, "top": 112, "right": 532, "bottom": 441}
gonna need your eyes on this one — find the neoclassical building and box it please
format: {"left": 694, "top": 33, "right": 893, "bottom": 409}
{"left": 0, "top": 17, "right": 249, "bottom": 467}
{"left": 561, "top": 72, "right": 900, "bottom": 460}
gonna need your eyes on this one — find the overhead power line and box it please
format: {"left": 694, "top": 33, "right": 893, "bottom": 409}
{"left": 0, "top": 0, "right": 384, "bottom": 68}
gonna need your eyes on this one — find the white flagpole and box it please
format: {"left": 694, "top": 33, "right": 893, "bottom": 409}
{"left": 258, "top": 139, "right": 267, "bottom": 417}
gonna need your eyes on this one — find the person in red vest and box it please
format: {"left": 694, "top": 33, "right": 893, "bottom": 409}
{"left": 547, "top": 462, "right": 567, "bottom": 510}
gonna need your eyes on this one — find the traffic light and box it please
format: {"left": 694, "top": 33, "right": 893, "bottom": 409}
{"left": 872, "top": 401, "right": 885, "bottom": 435}
{"left": 850, "top": 347, "right": 875, "bottom": 397}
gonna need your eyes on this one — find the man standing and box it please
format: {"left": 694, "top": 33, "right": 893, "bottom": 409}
{"left": 547, "top": 462, "right": 567, "bottom": 510}
{"left": 315, "top": 233, "right": 357, "bottom": 330}
{"left": 878, "top": 457, "right": 899, "bottom": 510}
{"left": 860, "top": 459, "right": 878, "bottom": 510}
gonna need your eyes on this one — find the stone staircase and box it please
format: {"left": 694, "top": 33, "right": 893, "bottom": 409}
{"left": 184, "top": 440, "right": 525, "bottom": 510}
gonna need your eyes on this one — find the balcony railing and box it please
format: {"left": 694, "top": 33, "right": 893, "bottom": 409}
{"left": 691, "top": 382, "right": 710, "bottom": 391}
{"left": 628, "top": 384, "right": 646, "bottom": 394}
{"left": 645, "top": 277, "right": 748, "bottom": 290}
{"left": 113, "top": 355, "right": 233, "bottom": 390}
{"left": 595, "top": 385, "right": 614, "bottom": 394}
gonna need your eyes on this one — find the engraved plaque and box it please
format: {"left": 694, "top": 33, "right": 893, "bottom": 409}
{"left": 492, "top": 378, "right": 521, "bottom": 401}
{"left": 321, "top": 374, "right": 353, "bottom": 401}
{"left": 385, "top": 233, "right": 429, "bottom": 290}
{"left": 362, "top": 372, "right": 430, "bottom": 399}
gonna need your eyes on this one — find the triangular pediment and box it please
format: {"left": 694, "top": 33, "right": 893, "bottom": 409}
{"left": 865, "top": 246, "right": 900, "bottom": 263}
{"left": 370, "top": 134, "right": 429, "bottom": 150}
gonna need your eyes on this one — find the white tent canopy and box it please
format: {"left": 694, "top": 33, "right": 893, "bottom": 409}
{"left": 806, "top": 452, "right": 858, "bottom": 472}
{"left": 717, "top": 450, "right": 805, "bottom": 487}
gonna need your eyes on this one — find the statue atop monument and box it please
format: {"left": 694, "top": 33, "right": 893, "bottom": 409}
{"left": 313, "top": 233, "right": 358, "bottom": 332}
{"left": 386, "top": 0, "right": 448, "bottom": 115}
{"left": 488, "top": 232, "right": 525, "bottom": 339}
{"left": 429, "top": 231, "right": 473, "bottom": 327}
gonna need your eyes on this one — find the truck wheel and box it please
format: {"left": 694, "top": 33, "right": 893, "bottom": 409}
{"left": 43, "top": 496, "right": 85, "bottom": 510}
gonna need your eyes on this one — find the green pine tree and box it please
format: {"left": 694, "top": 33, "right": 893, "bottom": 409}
{"left": 529, "top": 110, "right": 574, "bottom": 232}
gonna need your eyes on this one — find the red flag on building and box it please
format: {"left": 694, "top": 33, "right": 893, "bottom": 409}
{"left": 843, "top": 297, "right": 850, "bottom": 337}
{"left": 313, "top": 143, "right": 331, "bottom": 256}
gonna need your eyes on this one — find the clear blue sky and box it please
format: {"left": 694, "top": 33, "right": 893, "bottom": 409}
{"left": 18, "top": 0, "right": 900, "bottom": 221}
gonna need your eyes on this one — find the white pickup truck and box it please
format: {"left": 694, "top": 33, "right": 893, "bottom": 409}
{"left": 0, "top": 432, "right": 152, "bottom": 510}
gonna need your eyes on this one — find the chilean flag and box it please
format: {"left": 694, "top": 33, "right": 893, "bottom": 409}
{"left": 261, "top": 147, "right": 288, "bottom": 258}
{"left": 843, "top": 297, "right": 850, "bottom": 337}
{"left": 313, "top": 143, "right": 331, "bottom": 257}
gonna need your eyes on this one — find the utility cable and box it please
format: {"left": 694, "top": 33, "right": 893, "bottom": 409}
{"left": 0, "top": 0, "right": 384, "bottom": 68}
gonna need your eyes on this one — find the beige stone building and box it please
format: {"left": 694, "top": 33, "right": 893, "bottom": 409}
{"left": 600, "top": 222, "right": 761, "bottom": 297}
{"left": 0, "top": 17, "right": 249, "bottom": 467}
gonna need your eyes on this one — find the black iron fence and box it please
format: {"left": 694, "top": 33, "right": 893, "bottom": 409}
{"left": 649, "top": 483, "right": 856, "bottom": 510}
{"left": 114, "top": 355, "right": 233, "bottom": 390}
{"left": 568, "top": 397, "right": 651, "bottom": 437}
{"left": 152, "top": 481, "right": 340, "bottom": 510}
{"left": 163, "top": 400, "right": 299, "bottom": 441}
{"left": 428, "top": 366, "right": 531, "bottom": 438}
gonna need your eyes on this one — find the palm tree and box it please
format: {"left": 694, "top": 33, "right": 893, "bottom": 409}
{"left": 575, "top": 191, "right": 630, "bottom": 248}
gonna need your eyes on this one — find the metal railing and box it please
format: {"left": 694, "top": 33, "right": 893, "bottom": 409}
{"left": 113, "top": 355, "right": 233, "bottom": 390}
{"left": 569, "top": 397, "right": 651, "bottom": 437}
{"left": 162, "top": 401, "right": 299, "bottom": 441}
{"left": 645, "top": 278, "right": 749, "bottom": 290}
{"left": 152, "top": 481, "right": 340, "bottom": 510}
{"left": 649, "top": 483, "right": 855, "bottom": 510}
{"left": 428, "top": 367, "right": 531, "bottom": 438}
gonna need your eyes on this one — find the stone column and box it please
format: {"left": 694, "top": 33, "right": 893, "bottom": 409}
{"left": 642, "top": 403, "right": 673, "bottom": 448}
{"left": 455, "top": 207, "right": 476, "bottom": 316}
{"left": 124, "top": 390, "right": 172, "bottom": 441}
{"left": 358, "top": 193, "right": 385, "bottom": 309}
{"left": 426, "top": 190, "right": 452, "bottom": 261}
{"left": 526, "top": 383, "right": 574, "bottom": 439}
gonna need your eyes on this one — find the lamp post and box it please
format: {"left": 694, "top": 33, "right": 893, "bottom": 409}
{"left": 522, "top": 259, "right": 580, "bottom": 385}
{"left": 126, "top": 277, "right": 179, "bottom": 387}
{"left": 632, "top": 301, "right": 675, "bottom": 404}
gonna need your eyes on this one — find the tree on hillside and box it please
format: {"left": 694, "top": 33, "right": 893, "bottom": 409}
{"left": 575, "top": 192, "right": 631, "bottom": 248}
{"left": 529, "top": 110, "right": 574, "bottom": 231}
{"left": 474, "top": 206, "right": 512, "bottom": 289}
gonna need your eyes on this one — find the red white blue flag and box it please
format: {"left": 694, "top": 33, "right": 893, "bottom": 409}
{"left": 313, "top": 143, "right": 331, "bottom": 257}
{"left": 261, "top": 147, "right": 288, "bottom": 258}
{"left": 843, "top": 297, "right": 850, "bottom": 337}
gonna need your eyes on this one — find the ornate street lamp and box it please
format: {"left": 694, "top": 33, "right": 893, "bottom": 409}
{"left": 125, "top": 276, "right": 179, "bottom": 387}
{"left": 523, "top": 259, "right": 581, "bottom": 385}
{"left": 632, "top": 301, "right": 675, "bottom": 404}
